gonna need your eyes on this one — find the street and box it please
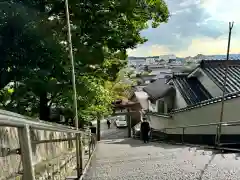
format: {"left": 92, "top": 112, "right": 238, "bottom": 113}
{"left": 85, "top": 133, "right": 240, "bottom": 180}
{"left": 91, "top": 119, "right": 128, "bottom": 139}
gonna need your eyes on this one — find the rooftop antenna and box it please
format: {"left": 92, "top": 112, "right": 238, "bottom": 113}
{"left": 216, "top": 21, "right": 234, "bottom": 146}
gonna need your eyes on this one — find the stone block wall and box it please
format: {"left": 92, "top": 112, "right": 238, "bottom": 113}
{"left": 0, "top": 125, "right": 85, "bottom": 180}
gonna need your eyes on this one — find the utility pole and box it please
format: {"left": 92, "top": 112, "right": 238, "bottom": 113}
{"left": 97, "top": 114, "right": 101, "bottom": 141}
{"left": 216, "top": 21, "right": 234, "bottom": 146}
{"left": 65, "top": 0, "right": 83, "bottom": 177}
{"left": 127, "top": 109, "right": 132, "bottom": 138}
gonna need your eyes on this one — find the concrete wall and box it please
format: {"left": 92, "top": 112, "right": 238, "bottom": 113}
{"left": 174, "top": 87, "right": 188, "bottom": 109}
{"left": 148, "top": 114, "right": 170, "bottom": 129}
{"left": 0, "top": 126, "right": 79, "bottom": 180}
{"left": 0, "top": 110, "right": 92, "bottom": 180}
{"left": 168, "top": 79, "right": 187, "bottom": 109}
{"left": 150, "top": 97, "right": 240, "bottom": 135}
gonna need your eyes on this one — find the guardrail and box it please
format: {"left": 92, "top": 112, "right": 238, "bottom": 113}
{"left": 0, "top": 111, "right": 97, "bottom": 180}
{"left": 132, "top": 120, "right": 240, "bottom": 150}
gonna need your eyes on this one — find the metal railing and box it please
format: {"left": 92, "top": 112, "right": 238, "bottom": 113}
{"left": 0, "top": 111, "right": 97, "bottom": 180}
{"left": 132, "top": 120, "right": 240, "bottom": 150}
{"left": 163, "top": 120, "right": 240, "bottom": 145}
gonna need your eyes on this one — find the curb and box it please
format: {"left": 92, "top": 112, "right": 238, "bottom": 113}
{"left": 66, "top": 143, "right": 98, "bottom": 180}
{"left": 79, "top": 143, "right": 97, "bottom": 180}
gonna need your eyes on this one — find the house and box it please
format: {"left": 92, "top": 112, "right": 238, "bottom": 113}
{"left": 144, "top": 60, "right": 240, "bottom": 145}
{"left": 128, "top": 57, "right": 146, "bottom": 66}
{"left": 112, "top": 99, "right": 142, "bottom": 127}
{"left": 133, "top": 74, "right": 157, "bottom": 85}
{"left": 143, "top": 79, "right": 175, "bottom": 113}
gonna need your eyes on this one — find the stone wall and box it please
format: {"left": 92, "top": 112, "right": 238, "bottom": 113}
{"left": 0, "top": 126, "right": 82, "bottom": 180}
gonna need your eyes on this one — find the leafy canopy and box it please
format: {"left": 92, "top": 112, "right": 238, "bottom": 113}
{"left": 0, "top": 0, "right": 169, "bottom": 124}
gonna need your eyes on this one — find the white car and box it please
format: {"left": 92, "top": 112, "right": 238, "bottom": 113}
{"left": 115, "top": 116, "right": 127, "bottom": 128}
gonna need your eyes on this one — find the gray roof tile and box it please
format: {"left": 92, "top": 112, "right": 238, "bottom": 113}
{"left": 200, "top": 60, "right": 240, "bottom": 93}
{"left": 143, "top": 79, "right": 175, "bottom": 101}
{"left": 172, "top": 75, "right": 212, "bottom": 105}
{"left": 171, "top": 60, "right": 240, "bottom": 113}
{"left": 171, "top": 91, "right": 240, "bottom": 114}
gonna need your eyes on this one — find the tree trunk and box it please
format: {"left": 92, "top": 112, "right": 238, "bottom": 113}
{"left": 39, "top": 91, "right": 50, "bottom": 121}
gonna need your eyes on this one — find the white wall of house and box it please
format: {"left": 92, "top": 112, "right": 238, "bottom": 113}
{"left": 174, "top": 87, "right": 188, "bottom": 109}
{"left": 148, "top": 115, "right": 169, "bottom": 129}
{"left": 163, "top": 97, "right": 240, "bottom": 135}
{"left": 150, "top": 68, "right": 172, "bottom": 76}
{"left": 168, "top": 80, "right": 188, "bottom": 109}
{"left": 197, "top": 69, "right": 222, "bottom": 97}
{"left": 134, "top": 92, "right": 149, "bottom": 110}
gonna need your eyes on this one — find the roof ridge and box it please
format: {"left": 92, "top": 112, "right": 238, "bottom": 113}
{"left": 200, "top": 59, "right": 240, "bottom": 68}
{"left": 170, "top": 90, "right": 240, "bottom": 114}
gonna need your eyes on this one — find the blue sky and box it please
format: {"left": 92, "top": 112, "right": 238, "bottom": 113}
{"left": 127, "top": 0, "right": 240, "bottom": 57}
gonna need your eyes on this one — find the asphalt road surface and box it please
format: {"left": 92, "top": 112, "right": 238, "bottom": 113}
{"left": 100, "top": 120, "right": 127, "bottom": 139}
{"left": 91, "top": 119, "right": 127, "bottom": 139}
{"left": 84, "top": 129, "right": 240, "bottom": 180}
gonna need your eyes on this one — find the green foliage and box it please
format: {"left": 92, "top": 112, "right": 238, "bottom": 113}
{"left": 0, "top": 0, "right": 169, "bottom": 124}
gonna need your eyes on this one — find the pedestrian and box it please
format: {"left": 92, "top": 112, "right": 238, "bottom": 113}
{"left": 140, "top": 118, "right": 150, "bottom": 143}
{"left": 107, "top": 119, "right": 111, "bottom": 129}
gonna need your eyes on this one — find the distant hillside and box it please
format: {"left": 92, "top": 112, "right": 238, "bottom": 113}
{"left": 192, "top": 54, "right": 240, "bottom": 60}
{"left": 128, "top": 55, "right": 185, "bottom": 61}
{"left": 128, "top": 54, "right": 240, "bottom": 61}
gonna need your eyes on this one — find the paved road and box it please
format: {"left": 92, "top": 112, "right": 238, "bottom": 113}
{"left": 84, "top": 129, "right": 240, "bottom": 180}
{"left": 92, "top": 119, "right": 127, "bottom": 138}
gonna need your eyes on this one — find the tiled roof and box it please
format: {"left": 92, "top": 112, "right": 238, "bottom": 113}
{"left": 143, "top": 59, "right": 240, "bottom": 115}
{"left": 141, "top": 75, "right": 157, "bottom": 81}
{"left": 143, "top": 79, "right": 175, "bottom": 101}
{"left": 170, "top": 60, "right": 240, "bottom": 114}
{"left": 171, "top": 91, "right": 240, "bottom": 114}
{"left": 200, "top": 60, "right": 240, "bottom": 93}
{"left": 172, "top": 75, "right": 212, "bottom": 105}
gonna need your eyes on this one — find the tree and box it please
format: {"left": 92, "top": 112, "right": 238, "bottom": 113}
{"left": 0, "top": 2, "right": 69, "bottom": 119}
{"left": 0, "top": 0, "right": 169, "bottom": 124}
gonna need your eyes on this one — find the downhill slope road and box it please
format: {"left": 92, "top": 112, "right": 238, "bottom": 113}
{"left": 84, "top": 129, "right": 240, "bottom": 180}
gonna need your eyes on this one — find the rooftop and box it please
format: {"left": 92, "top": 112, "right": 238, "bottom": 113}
{"left": 172, "top": 75, "right": 212, "bottom": 105}
{"left": 143, "top": 79, "right": 175, "bottom": 101}
{"left": 171, "top": 59, "right": 240, "bottom": 113}
{"left": 200, "top": 60, "right": 240, "bottom": 93}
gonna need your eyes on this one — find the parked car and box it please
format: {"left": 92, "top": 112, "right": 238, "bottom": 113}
{"left": 115, "top": 115, "right": 127, "bottom": 128}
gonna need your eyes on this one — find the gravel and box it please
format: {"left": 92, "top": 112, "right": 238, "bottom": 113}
{"left": 84, "top": 130, "right": 240, "bottom": 180}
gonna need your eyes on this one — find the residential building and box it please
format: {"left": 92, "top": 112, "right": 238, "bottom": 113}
{"left": 128, "top": 57, "right": 146, "bottom": 66}
{"left": 146, "top": 57, "right": 158, "bottom": 65}
{"left": 140, "top": 59, "right": 240, "bottom": 145}
{"left": 133, "top": 74, "right": 157, "bottom": 85}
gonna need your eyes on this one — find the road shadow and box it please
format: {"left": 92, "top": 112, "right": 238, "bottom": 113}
{"left": 104, "top": 137, "right": 187, "bottom": 149}
{"left": 101, "top": 128, "right": 128, "bottom": 140}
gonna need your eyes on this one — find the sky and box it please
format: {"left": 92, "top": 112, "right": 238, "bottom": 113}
{"left": 127, "top": 0, "right": 240, "bottom": 57}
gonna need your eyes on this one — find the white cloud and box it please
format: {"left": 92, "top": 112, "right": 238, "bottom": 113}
{"left": 179, "top": 0, "right": 201, "bottom": 7}
{"left": 128, "top": 36, "right": 240, "bottom": 57}
{"left": 201, "top": 0, "right": 240, "bottom": 23}
{"left": 129, "top": 0, "right": 240, "bottom": 57}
